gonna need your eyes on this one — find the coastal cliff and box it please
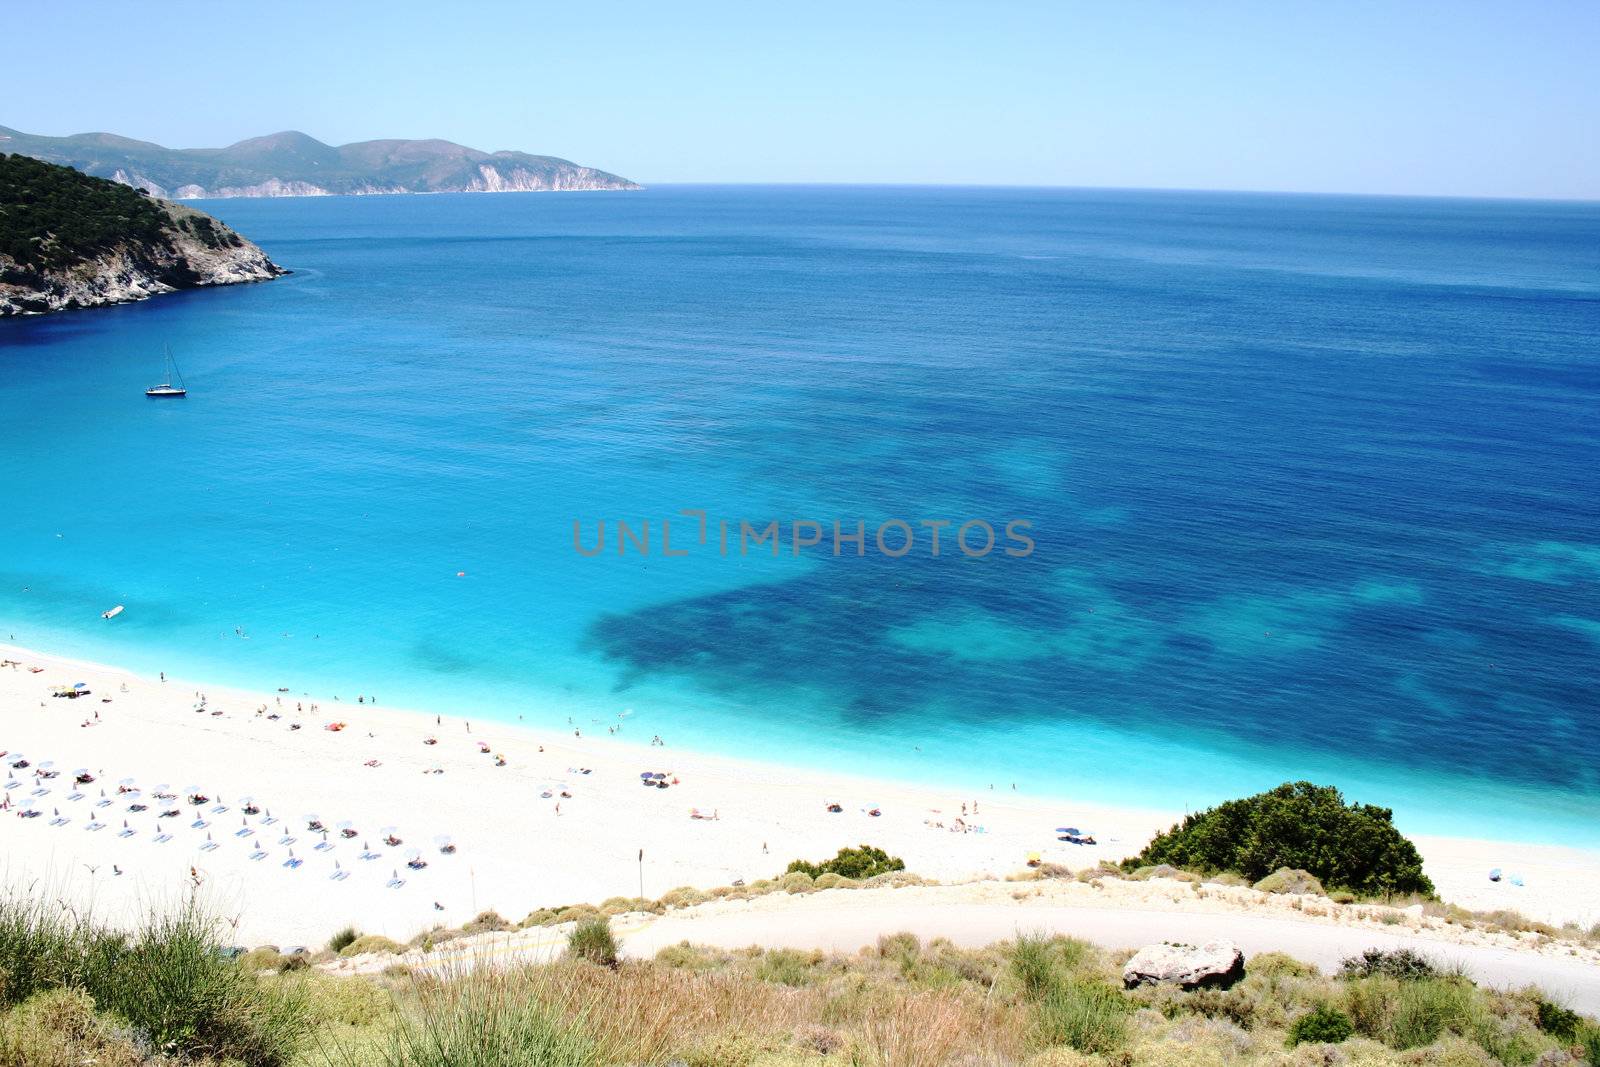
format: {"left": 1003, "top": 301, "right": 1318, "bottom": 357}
{"left": 1, "top": 126, "right": 641, "bottom": 199}
{"left": 0, "top": 153, "right": 284, "bottom": 316}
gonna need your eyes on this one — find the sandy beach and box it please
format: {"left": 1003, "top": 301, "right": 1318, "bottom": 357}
{"left": 3, "top": 641, "right": 1596, "bottom": 948}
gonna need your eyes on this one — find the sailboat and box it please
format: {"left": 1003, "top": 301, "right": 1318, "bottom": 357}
{"left": 145, "top": 345, "right": 187, "bottom": 398}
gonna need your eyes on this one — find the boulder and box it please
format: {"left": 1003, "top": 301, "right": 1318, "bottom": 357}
{"left": 1121, "top": 939, "right": 1245, "bottom": 990}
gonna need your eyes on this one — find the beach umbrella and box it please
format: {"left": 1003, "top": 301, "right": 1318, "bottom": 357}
{"left": 638, "top": 772, "right": 652, "bottom": 779}
{"left": 336, "top": 819, "right": 355, "bottom": 832}
{"left": 38, "top": 761, "right": 54, "bottom": 770}
{"left": 73, "top": 682, "right": 86, "bottom": 689}
{"left": 1056, "top": 827, "right": 1081, "bottom": 835}
{"left": 118, "top": 777, "right": 136, "bottom": 788}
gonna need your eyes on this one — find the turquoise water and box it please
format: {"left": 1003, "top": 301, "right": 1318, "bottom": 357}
{"left": 2, "top": 186, "right": 1597, "bottom": 843}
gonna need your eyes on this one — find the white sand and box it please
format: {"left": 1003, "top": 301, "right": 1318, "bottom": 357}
{"left": 2, "top": 642, "right": 1596, "bottom": 948}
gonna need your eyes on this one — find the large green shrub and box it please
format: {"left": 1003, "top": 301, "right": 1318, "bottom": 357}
{"left": 784, "top": 845, "right": 904, "bottom": 880}
{"left": 565, "top": 917, "right": 618, "bottom": 967}
{"left": 1124, "top": 782, "right": 1434, "bottom": 896}
{"left": 1287, "top": 1004, "right": 1355, "bottom": 1047}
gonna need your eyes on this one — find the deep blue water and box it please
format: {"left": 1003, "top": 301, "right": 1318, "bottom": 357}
{"left": 2, "top": 186, "right": 1597, "bottom": 842}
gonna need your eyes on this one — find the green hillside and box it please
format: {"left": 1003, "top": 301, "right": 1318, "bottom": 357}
{"left": 0, "top": 152, "right": 169, "bottom": 269}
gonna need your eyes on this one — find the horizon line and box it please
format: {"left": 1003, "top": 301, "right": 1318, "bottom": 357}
{"left": 616, "top": 181, "right": 1600, "bottom": 206}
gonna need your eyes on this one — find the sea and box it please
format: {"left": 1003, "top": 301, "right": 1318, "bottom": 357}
{"left": 2, "top": 185, "right": 1597, "bottom": 844}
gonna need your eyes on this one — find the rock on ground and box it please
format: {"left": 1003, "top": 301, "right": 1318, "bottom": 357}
{"left": 1122, "top": 939, "right": 1245, "bottom": 989}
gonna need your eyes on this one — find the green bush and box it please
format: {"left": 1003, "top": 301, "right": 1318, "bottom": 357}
{"left": 1535, "top": 998, "right": 1581, "bottom": 1041}
{"left": 1287, "top": 1004, "right": 1355, "bottom": 1046}
{"left": 785, "top": 845, "right": 905, "bottom": 880}
{"left": 565, "top": 917, "right": 618, "bottom": 967}
{"left": 1337, "top": 947, "right": 1440, "bottom": 981}
{"left": 1125, "top": 782, "right": 1433, "bottom": 896}
{"left": 328, "top": 926, "right": 361, "bottom": 954}
{"left": 755, "top": 948, "right": 819, "bottom": 986}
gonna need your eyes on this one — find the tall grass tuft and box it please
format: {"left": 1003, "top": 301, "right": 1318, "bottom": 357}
{"left": 0, "top": 893, "right": 309, "bottom": 1066}
{"left": 328, "top": 926, "right": 361, "bottom": 954}
{"left": 1033, "top": 980, "right": 1130, "bottom": 1055}
{"left": 1386, "top": 977, "right": 1479, "bottom": 1050}
{"left": 1010, "top": 931, "right": 1092, "bottom": 1002}
{"left": 369, "top": 969, "right": 594, "bottom": 1067}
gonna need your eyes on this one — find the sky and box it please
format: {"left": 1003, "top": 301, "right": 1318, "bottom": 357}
{"left": 6, "top": 0, "right": 1598, "bottom": 198}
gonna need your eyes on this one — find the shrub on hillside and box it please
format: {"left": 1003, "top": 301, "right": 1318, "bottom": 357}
{"left": 1253, "top": 868, "right": 1325, "bottom": 896}
{"left": 340, "top": 935, "right": 404, "bottom": 958}
{"left": 1124, "top": 782, "right": 1433, "bottom": 896}
{"left": 1337, "top": 947, "right": 1440, "bottom": 982}
{"left": 1286, "top": 1004, "right": 1355, "bottom": 1046}
{"left": 565, "top": 917, "right": 618, "bottom": 967}
{"left": 463, "top": 911, "right": 511, "bottom": 935}
{"left": 1535, "top": 998, "right": 1581, "bottom": 1041}
{"left": 784, "top": 844, "right": 904, "bottom": 880}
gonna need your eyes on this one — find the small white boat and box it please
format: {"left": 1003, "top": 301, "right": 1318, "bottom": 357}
{"left": 146, "top": 344, "right": 188, "bottom": 398}
{"left": 101, "top": 605, "right": 124, "bottom": 620}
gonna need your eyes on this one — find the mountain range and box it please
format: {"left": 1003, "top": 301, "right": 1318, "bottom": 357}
{"left": 0, "top": 126, "right": 640, "bottom": 199}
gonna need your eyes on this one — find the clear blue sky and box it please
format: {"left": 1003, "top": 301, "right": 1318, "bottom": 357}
{"left": 9, "top": 0, "right": 1598, "bottom": 198}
